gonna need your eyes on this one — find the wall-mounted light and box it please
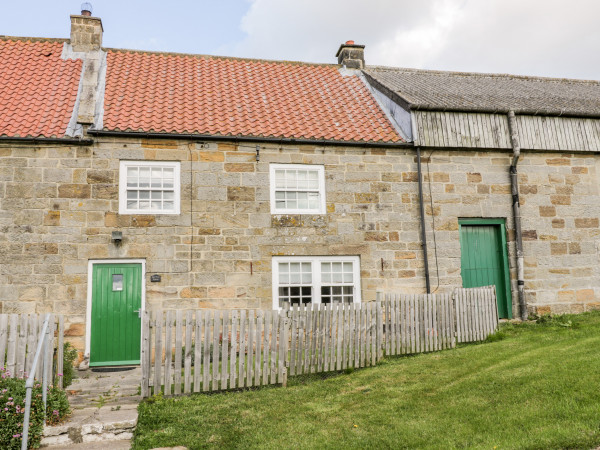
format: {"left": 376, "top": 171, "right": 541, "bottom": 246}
{"left": 111, "top": 230, "right": 122, "bottom": 244}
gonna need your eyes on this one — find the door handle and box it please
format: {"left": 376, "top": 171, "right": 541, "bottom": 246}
{"left": 133, "top": 309, "right": 142, "bottom": 318}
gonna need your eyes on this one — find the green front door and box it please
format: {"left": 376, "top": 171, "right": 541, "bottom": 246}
{"left": 459, "top": 219, "right": 512, "bottom": 319}
{"left": 91, "top": 263, "right": 142, "bottom": 366}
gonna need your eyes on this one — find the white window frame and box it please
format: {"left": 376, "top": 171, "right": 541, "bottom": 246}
{"left": 269, "top": 163, "right": 326, "bottom": 215}
{"left": 119, "top": 160, "right": 181, "bottom": 215}
{"left": 271, "top": 256, "right": 361, "bottom": 310}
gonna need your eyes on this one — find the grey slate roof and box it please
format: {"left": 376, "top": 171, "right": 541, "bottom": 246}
{"left": 363, "top": 66, "right": 600, "bottom": 117}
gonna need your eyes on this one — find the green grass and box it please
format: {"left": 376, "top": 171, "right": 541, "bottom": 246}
{"left": 133, "top": 312, "right": 600, "bottom": 449}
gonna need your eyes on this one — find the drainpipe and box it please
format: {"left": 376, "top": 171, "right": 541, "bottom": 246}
{"left": 411, "top": 111, "right": 431, "bottom": 293}
{"left": 416, "top": 147, "right": 431, "bottom": 293}
{"left": 507, "top": 110, "right": 527, "bottom": 320}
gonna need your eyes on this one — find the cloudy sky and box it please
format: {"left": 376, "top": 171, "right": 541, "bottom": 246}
{"left": 3, "top": 0, "right": 599, "bottom": 79}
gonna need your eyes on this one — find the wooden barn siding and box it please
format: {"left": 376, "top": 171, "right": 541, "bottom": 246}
{"left": 414, "top": 111, "right": 600, "bottom": 151}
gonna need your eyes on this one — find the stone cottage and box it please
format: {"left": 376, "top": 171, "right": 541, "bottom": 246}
{"left": 1, "top": 10, "right": 599, "bottom": 365}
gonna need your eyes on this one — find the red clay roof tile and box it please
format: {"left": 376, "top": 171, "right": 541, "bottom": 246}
{"left": 0, "top": 39, "right": 82, "bottom": 138}
{"left": 103, "top": 50, "right": 403, "bottom": 143}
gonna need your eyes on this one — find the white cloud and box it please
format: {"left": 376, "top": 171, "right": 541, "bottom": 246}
{"left": 228, "top": 0, "right": 600, "bottom": 79}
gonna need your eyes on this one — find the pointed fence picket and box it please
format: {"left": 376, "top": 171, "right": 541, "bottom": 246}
{"left": 141, "top": 286, "right": 498, "bottom": 397}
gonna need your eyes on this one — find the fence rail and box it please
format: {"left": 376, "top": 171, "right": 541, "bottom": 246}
{"left": 142, "top": 286, "right": 498, "bottom": 397}
{"left": 0, "top": 313, "right": 64, "bottom": 387}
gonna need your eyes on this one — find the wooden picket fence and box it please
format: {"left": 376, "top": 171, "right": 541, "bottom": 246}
{"left": 141, "top": 286, "right": 498, "bottom": 397}
{"left": 0, "top": 314, "right": 65, "bottom": 388}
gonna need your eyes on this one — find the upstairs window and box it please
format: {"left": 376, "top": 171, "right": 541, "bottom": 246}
{"left": 272, "top": 256, "right": 360, "bottom": 309}
{"left": 269, "top": 164, "right": 325, "bottom": 214}
{"left": 119, "top": 161, "right": 180, "bottom": 214}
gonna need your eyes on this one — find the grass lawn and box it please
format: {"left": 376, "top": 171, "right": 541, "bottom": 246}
{"left": 133, "top": 312, "right": 600, "bottom": 449}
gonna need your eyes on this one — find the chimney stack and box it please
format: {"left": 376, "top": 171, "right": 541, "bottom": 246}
{"left": 70, "top": 3, "right": 103, "bottom": 52}
{"left": 336, "top": 40, "right": 365, "bottom": 69}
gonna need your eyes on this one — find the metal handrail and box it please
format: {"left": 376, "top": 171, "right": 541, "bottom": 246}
{"left": 21, "top": 313, "right": 51, "bottom": 450}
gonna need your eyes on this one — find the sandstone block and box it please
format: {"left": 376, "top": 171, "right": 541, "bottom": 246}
{"left": 199, "top": 151, "right": 225, "bottom": 162}
{"left": 539, "top": 206, "right": 555, "bottom": 217}
{"left": 58, "top": 184, "right": 91, "bottom": 199}
{"left": 180, "top": 287, "right": 207, "bottom": 298}
{"left": 227, "top": 186, "right": 255, "bottom": 201}
{"left": 550, "top": 242, "right": 567, "bottom": 255}
{"left": 576, "top": 289, "right": 595, "bottom": 302}
{"left": 575, "top": 218, "right": 598, "bottom": 228}
{"left": 467, "top": 173, "right": 482, "bottom": 183}
{"left": 550, "top": 195, "right": 570, "bottom": 205}
{"left": 225, "top": 163, "right": 254, "bottom": 172}
{"left": 43, "top": 211, "right": 61, "bottom": 226}
{"left": 87, "top": 170, "right": 114, "bottom": 184}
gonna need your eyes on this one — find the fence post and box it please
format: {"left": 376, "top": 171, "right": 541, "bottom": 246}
{"left": 57, "top": 316, "right": 64, "bottom": 389}
{"left": 376, "top": 296, "right": 383, "bottom": 362}
{"left": 141, "top": 311, "right": 150, "bottom": 398}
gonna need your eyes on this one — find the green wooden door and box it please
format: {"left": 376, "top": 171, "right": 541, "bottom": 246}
{"left": 91, "top": 263, "right": 142, "bottom": 366}
{"left": 459, "top": 219, "right": 512, "bottom": 319}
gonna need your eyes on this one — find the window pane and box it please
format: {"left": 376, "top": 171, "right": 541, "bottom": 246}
{"left": 308, "top": 192, "right": 319, "bottom": 209}
{"left": 151, "top": 201, "right": 161, "bottom": 209}
{"left": 163, "top": 201, "right": 174, "bottom": 210}
{"left": 139, "top": 191, "right": 150, "bottom": 200}
{"left": 112, "top": 274, "right": 123, "bottom": 291}
{"left": 127, "top": 177, "right": 138, "bottom": 188}
{"left": 127, "top": 190, "right": 137, "bottom": 199}
{"left": 151, "top": 191, "right": 162, "bottom": 200}
{"left": 139, "top": 201, "right": 150, "bottom": 210}
{"left": 127, "top": 167, "right": 138, "bottom": 177}
{"left": 127, "top": 200, "right": 138, "bottom": 209}
{"left": 164, "top": 191, "right": 174, "bottom": 200}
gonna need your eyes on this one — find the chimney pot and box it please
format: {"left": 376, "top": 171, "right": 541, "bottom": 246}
{"left": 335, "top": 41, "right": 365, "bottom": 69}
{"left": 81, "top": 2, "right": 93, "bottom": 16}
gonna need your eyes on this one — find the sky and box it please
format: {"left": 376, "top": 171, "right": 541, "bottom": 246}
{"left": 2, "top": 0, "right": 599, "bottom": 80}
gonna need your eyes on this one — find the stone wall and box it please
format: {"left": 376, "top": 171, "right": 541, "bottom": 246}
{"left": 1, "top": 138, "right": 599, "bottom": 355}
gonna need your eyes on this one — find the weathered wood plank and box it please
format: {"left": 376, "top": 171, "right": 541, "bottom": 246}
{"left": 15, "top": 314, "right": 27, "bottom": 378}
{"left": 221, "top": 310, "right": 230, "bottom": 390}
{"left": 246, "top": 310, "right": 254, "bottom": 388}
{"left": 164, "top": 311, "right": 173, "bottom": 395}
{"left": 270, "top": 311, "right": 278, "bottom": 383}
{"left": 193, "top": 310, "right": 202, "bottom": 392}
{"left": 229, "top": 310, "right": 238, "bottom": 389}
{"left": 237, "top": 310, "right": 246, "bottom": 389}
{"left": 254, "top": 310, "right": 262, "bottom": 388}
{"left": 57, "top": 315, "right": 64, "bottom": 388}
{"left": 323, "top": 303, "right": 331, "bottom": 372}
{"left": 184, "top": 311, "right": 193, "bottom": 394}
{"left": 6, "top": 314, "right": 17, "bottom": 376}
{"left": 278, "top": 311, "right": 286, "bottom": 383}
{"left": 174, "top": 310, "right": 183, "bottom": 395}
{"left": 0, "top": 315, "right": 8, "bottom": 372}
{"left": 317, "top": 305, "right": 324, "bottom": 373}
{"left": 154, "top": 311, "right": 163, "bottom": 394}
{"left": 141, "top": 312, "right": 150, "bottom": 398}
{"left": 290, "top": 305, "right": 298, "bottom": 376}
{"left": 263, "top": 310, "right": 271, "bottom": 385}
{"left": 202, "top": 310, "right": 211, "bottom": 392}
{"left": 25, "top": 315, "right": 36, "bottom": 378}
{"left": 376, "top": 300, "right": 383, "bottom": 361}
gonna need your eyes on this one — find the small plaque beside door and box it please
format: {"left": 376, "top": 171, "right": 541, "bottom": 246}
{"left": 112, "top": 274, "right": 123, "bottom": 291}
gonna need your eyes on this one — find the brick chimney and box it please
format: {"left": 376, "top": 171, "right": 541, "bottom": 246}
{"left": 70, "top": 5, "right": 103, "bottom": 52}
{"left": 336, "top": 40, "right": 365, "bottom": 69}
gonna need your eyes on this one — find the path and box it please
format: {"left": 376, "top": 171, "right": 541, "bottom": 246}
{"left": 42, "top": 366, "right": 141, "bottom": 447}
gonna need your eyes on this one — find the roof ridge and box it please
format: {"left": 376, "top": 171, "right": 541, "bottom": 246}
{"left": 106, "top": 47, "right": 340, "bottom": 68}
{"left": 0, "top": 35, "right": 69, "bottom": 44}
{"left": 365, "top": 65, "right": 600, "bottom": 85}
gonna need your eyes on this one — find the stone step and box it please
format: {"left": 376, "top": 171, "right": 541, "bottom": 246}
{"left": 41, "top": 406, "right": 137, "bottom": 447}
